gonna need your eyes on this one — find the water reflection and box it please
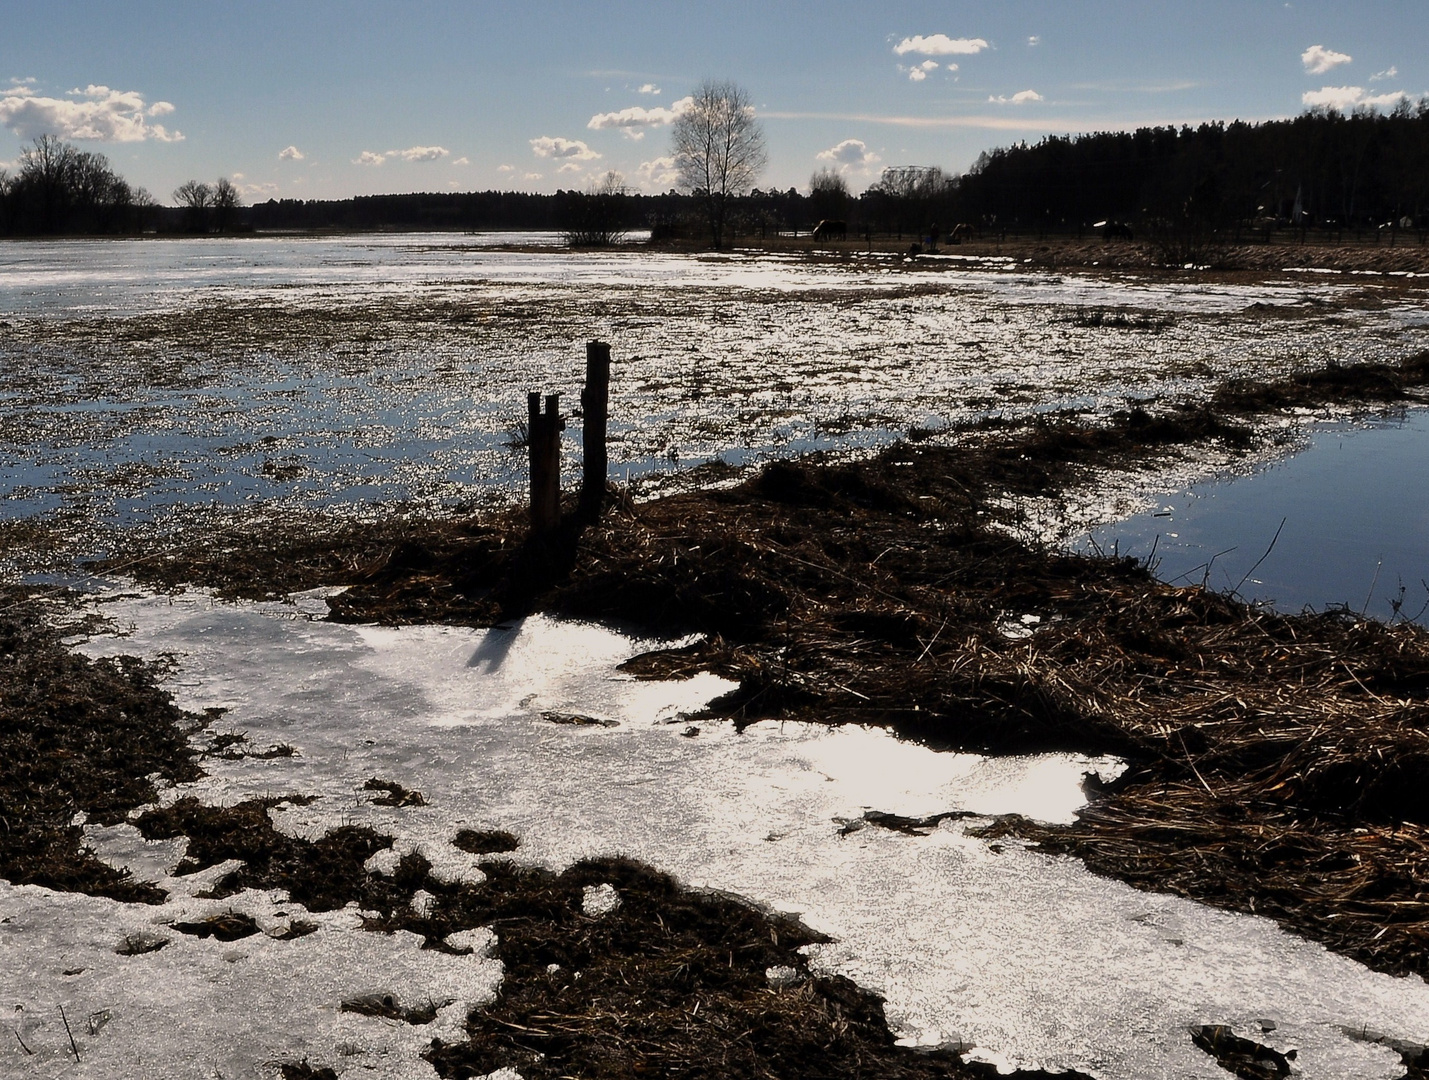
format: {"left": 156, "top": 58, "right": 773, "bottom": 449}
{"left": 1084, "top": 409, "right": 1429, "bottom": 623}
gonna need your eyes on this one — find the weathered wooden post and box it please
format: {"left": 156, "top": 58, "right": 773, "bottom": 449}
{"left": 528, "top": 391, "right": 564, "bottom": 535}
{"left": 579, "top": 340, "right": 611, "bottom": 520}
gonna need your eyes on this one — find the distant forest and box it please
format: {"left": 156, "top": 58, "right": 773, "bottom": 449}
{"left": 3, "top": 104, "right": 1427, "bottom": 240}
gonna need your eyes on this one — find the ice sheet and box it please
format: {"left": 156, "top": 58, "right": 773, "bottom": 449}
{"left": 10, "top": 584, "right": 1417, "bottom": 1079}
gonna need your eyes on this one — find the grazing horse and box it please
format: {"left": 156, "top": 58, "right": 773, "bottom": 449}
{"left": 812, "top": 219, "right": 847, "bottom": 242}
{"left": 1101, "top": 222, "right": 1134, "bottom": 241}
{"left": 948, "top": 223, "right": 977, "bottom": 245}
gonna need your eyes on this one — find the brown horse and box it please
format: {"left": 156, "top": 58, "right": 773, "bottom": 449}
{"left": 812, "top": 219, "right": 847, "bottom": 242}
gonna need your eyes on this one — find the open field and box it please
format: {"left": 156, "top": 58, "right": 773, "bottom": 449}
{"left": 4, "top": 237, "right": 1429, "bottom": 1078}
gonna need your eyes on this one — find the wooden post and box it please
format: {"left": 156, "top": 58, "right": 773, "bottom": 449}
{"left": 528, "top": 391, "right": 563, "bottom": 535}
{"left": 579, "top": 340, "right": 611, "bottom": 520}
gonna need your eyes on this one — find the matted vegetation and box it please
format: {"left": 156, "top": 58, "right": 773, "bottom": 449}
{"left": 87, "top": 350, "right": 1429, "bottom": 987}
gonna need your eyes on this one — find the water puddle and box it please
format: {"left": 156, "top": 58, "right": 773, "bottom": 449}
{"left": 5, "top": 584, "right": 1418, "bottom": 1078}
{"left": 1084, "top": 409, "right": 1429, "bottom": 623}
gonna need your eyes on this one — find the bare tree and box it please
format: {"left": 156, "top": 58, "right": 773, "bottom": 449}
{"left": 22, "top": 135, "right": 79, "bottom": 233}
{"left": 671, "top": 79, "right": 767, "bottom": 248}
{"left": 808, "top": 168, "right": 849, "bottom": 225}
{"left": 212, "top": 177, "right": 242, "bottom": 232}
{"left": 561, "top": 170, "right": 629, "bottom": 246}
{"left": 172, "top": 180, "right": 212, "bottom": 232}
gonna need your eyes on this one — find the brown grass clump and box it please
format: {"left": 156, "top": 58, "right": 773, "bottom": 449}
{"left": 0, "top": 586, "right": 202, "bottom": 901}
{"left": 91, "top": 351, "right": 1429, "bottom": 979}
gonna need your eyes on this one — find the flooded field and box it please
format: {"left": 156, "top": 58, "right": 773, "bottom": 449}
{"left": 1084, "top": 407, "right": 1429, "bottom": 623}
{"left": 6, "top": 235, "right": 1429, "bottom": 1079}
{"left": 3, "top": 233, "right": 1428, "bottom": 569}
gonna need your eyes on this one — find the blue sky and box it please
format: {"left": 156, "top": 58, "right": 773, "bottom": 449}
{"left": 1, "top": 1, "right": 1424, "bottom": 204}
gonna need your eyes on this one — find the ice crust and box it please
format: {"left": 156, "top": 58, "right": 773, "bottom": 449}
{"left": 5, "top": 584, "right": 1425, "bottom": 1078}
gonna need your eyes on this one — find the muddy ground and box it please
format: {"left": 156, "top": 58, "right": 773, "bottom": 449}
{"left": 6, "top": 342, "right": 1429, "bottom": 1075}
{"left": 754, "top": 231, "right": 1429, "bottom": 276}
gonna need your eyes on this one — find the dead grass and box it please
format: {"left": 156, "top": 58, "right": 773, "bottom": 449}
{"left": 91, "top": 350, "right": 1429, "bottom": 985}
{"left": 0, "top": 585, "right": 202, "bottom": 901}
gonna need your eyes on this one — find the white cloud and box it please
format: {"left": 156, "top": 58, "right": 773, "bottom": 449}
{"left": 637, "top": 155, "right": 679, "bottom": 188}
{"left": 523, "top": 171, "right": 543, "bottom": 181}
{"left": 893, "top": 34, "right": 989, "bottom": 56}
{"left": 0, "top": 83, "right": 183, "bottom": 142}
{"left": 557, "top": 162, "right": 584, "bottom": 174}
{"left": 587, "top": 96, "right": 693, "bottom": 137}
{"left": 1302, "top": 84, "right": 1406, "bottom": 110}
{"left": 353, "top": 145, "right": 450, "bottom": 165}
{"left": 396, "top": 145, "right": 448, "bottom": 162}
{"left": 530, "top": 135, "right": 601, "bottom": 160}
{"left": 903, "top": 60, "right": 941, "bottom": 82}
{"left": 1027, "top": 35, "right": 1041, "bottom": 46}
{"left": 988, "top": 89, "right": 1044, "bottom": 104}
{"left": 816, "top": 139, "right": 880, "bottom": 168}
{"left": 498, "top": 164, "right": 515, "bottom": 173}
{"left": 638, "top": 83, "right": 661, "bottom": 95}
{"left": 237, "top": 180, "right": 278, "bottom": 198}
{"left": 1302, "top": 44, "right": 1351, "bottom": 74}
{"left": 278, "top": 145, "right": 304, "bottom": 161}
{"left": 1369, "top": 65, "right": 1398, "bottom": 82}
{"left": 452, "top": 156, "right": 470, "bottom": 165}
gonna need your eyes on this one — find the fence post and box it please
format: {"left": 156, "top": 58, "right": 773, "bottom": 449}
{"left": 528, "top": 391, "right": 563, "bottom": 535}
{"left": 579, "top": 340, "right": 612, "bottom": 520}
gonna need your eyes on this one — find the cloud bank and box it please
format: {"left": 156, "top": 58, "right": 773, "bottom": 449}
{"left": 587, "top": 97, "right": 693, "bottom": 138}
{"left": 0, "top": 82, "right": 182, "bottom": 142}
{"left": 530, "top": 136, "right": 601, "bottom": 161}
{"left": 1302, "top": 85, "right": 1406, "bottom": 110}
{"left": 353, "top": 145, "right": 450, "bottom": 165}
{"left": 989, "top": 89, "right": 1044, "bottom": 104}
{"left": 894, "top": 34, "right": 988, "bottom": 56}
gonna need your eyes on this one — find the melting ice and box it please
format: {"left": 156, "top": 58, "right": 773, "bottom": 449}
{"left": 1, "top": 585, "right": 1423, "bottom": 1078}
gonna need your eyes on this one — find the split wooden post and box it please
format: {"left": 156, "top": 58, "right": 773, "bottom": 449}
{"left": 527, "top": 391, "right": 564, "bottom": 535}
{"left": 579, "top": 340, "right": 612, "bottom": 520}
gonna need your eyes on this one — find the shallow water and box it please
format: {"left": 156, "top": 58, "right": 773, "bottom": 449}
{"left": 2, "top": 234, "right": 1426, "bottom": 563}
{"left": 22, "top": 585, "right": 1423, "bottom": 1080}
{"left": 1084, "top": 408, "right": 1429, "bottom": 622}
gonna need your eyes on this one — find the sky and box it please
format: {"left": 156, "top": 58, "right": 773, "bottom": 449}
{"left": 1, "top": 1, "right": 1425, "bottom": 205}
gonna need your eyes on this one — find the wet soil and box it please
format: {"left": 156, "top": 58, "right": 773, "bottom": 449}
{"left": 133, "top": 794, "right": 1084, "bottom": 1078}
{"left": 7, "top": 349, "right": 1429, "bottom": 1074}
{"left": 0, "top": 585, "right": 202, "bottom": 901}
{"left": 91, "top": 349, "right": 1429, "bottom": 985}
{"left": 763, "top": 232, "right": 1429, "bottom": 276}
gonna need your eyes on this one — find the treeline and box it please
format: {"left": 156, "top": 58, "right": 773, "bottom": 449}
{"left": 5, "top": 106, "right": 1428, "bottom": 240}
{"left": 954, "top": 101, "right": 1429, "bottom": 233}
{"left": 0, "top": 136, "right": 157, "bottom": 235}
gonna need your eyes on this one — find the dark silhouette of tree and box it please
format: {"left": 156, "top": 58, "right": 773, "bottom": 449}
{"left": 808, "top": 169, "right": 848, "bottom": 225}
{"left": 172, "top": 180, "right": 213, "bottom": 233}
{"left": 559, "top": 170, "right": 631, "bottom": 246}
{"left": 952, "top": 100, "right": 1429, "bottom": 238}
{"left": 0, "top": 136, "right": 138, "bottom": 234}
{"left": 212, "top": 177, "right": 242, "bottom": 233}
{"left": 671, "top": 79, "right": 767, "bottom": 248}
